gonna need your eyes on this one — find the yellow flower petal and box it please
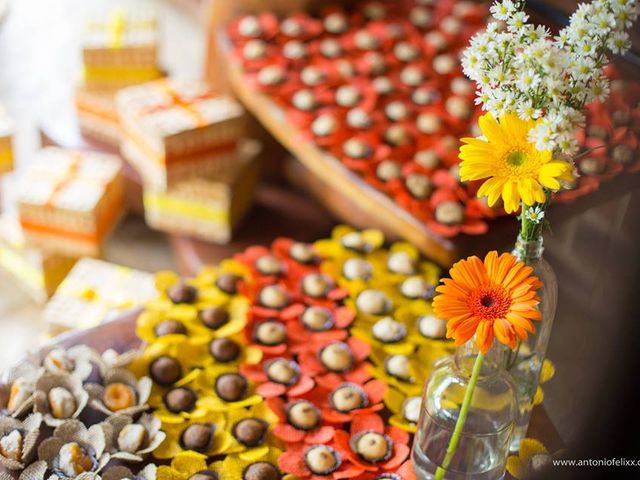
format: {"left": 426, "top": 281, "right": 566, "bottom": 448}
{"left": 519, "top": 438, "right": 548, "bottom": 460}
{"left": 506, "top": 456, "right": 528, "bottom": 480}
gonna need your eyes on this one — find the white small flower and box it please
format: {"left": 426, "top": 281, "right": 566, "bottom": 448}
{"left": 516, "top": 69, "right": 541, "bottom": 91}
{"left": 490, "top": 0, "right": 517, "bottom": 21}
{"left": 525, "top": 206, "right": 545, "bottom": 224}
{"left": 608, "top": 30, "right": 631, "bottom": 54}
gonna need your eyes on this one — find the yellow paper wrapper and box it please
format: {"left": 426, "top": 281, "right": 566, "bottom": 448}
{"left": 75, "top": 85, "right": 121, "bottom": 147}
{"left": 0, "top": 214, "right": 76, "bottom": 303}
{"left": 43, "top": 257, "right": 156, "bottom": 335}
{"left": 16, "top": 147, "right": 126, "bottom": 258}
{"left": 143, "top": 140, "right": 261, "bottom": 243}
{"left": 0, "top": 104, "right": 14, "bottom": 174}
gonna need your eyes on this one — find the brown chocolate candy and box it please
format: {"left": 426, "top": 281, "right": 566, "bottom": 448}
{"left": 167, "top": 282, "right": 198, "bottom": 304}
{"left": 254, "top": 321, "right": 287, "bottom": 346}
{"left": 215, "top": 373, "right": 248, "bottom": 402}
{"left": 149, "top": 356, "right": 182, "bottom": 386}
{"left": 287, "top": 400, "right": 321, "bottom": 431}
{"left": 354, "top": 432, "right": 392, "bottom": 463}
{"left": 189, "top": 470, "right": 219, "bottom": 480}
{"left": 181, "top": 423, "right": 215, "bottom": 452}
{"left": 304, "top": 445, "right": 340, "bottom": 475}
{"left": 216, "top": 274, "right": 241, "bottom": 294}
{"left": 154, "top": 319, "right": 187, "bottom": 337}
{"left": 233, "top": 418, "right": 269, "bottom": 446}
{"left": 164, "top": 387, "right": 197, "bottom": 413}
{"left": 209, "top": 338, "right": 241, "bottom": 363}
{"left": 243, "top": 462, "right": 280, "bottom": 480}
{"left": 200, "top": 307, "right": 230, "bottom": 330}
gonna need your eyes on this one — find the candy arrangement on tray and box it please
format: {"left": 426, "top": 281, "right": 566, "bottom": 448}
{"left": 226, "top": 0, "right": 640, "bottom": 237}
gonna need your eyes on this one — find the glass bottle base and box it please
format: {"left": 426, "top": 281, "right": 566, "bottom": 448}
{"left": 412, "top": 444, "right": 507, "bottom": 480}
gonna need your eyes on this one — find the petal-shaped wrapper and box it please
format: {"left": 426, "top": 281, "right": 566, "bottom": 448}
{"left": 0, "top": 413, "right": 42, "bottom": 470}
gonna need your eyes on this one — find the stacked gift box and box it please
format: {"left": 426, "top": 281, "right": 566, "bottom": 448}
{"left": 43, "top": 257, "right": 156, "bottom": 335}
{"left": 0, "top": 103, "right": 14, "bottom": 175}
{"left": 76, "top": 9, "right": 163, "bottom": 148}
{"left": 15, "top": 147, "right": 126, "bottom": 258}
{"left": 117, "top": 77, "right": 260, "bottom": 243}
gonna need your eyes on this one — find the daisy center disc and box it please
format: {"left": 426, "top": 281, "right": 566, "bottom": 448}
{"left": 506, "top": 151, "right": 527, "bottom": 167}
{"left": 468, "top": 285, "right": 511, "bottom": 320}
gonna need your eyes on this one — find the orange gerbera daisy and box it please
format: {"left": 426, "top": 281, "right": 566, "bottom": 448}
{"left": 433, "top": 251, "right": 542, "bottom": 353}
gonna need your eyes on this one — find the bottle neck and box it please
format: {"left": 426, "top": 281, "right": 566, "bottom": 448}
{"left": 454, "top": 340, "right": 505, "bottom": 378}
{"left": 512, "top": 235, "right": 544, "bottom": 263}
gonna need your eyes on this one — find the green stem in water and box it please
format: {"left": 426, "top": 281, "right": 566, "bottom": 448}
{"left": 434, "top": 352, "right": 486, "bottom": 480}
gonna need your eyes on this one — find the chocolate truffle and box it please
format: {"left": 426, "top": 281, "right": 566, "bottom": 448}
{"left": 441, "top": 16, "right": 462, "bottom": 35}
{"left": 258, "top": 66, "right": 285, "bottom": 86}
{"left": 311, "top": 114, "right": 337, "bottom": 137}
{"left": 320, "top": 38, "right": 342, "bottom": 58}
{"left": 216, "top": 274, "right": 241, "bottom": 294}
{"left": 394, "top": 42, "right": 419, "bottom": 62}
{"left": 259, "top": 285, "right": 289, "bottom": 309}
{"left": 445, "top": 96, "right": 471, "bottom": 119}
{"left": 354, "top": 30, "right": 379, "bottom": 50}
{"left": 190, "top": 471, "right": 219, "bottom": 480}
{"left": 243, "top": 40, "right": 267, "bottom": 60}
{"left": 387, "top": 251, "right": 417, "bottom": 275}
{"left": 7, "top": 378, "right": 32, "bottom": 413}
{"left": 400, "top": 276, "right": 435, "bottom": 300}
{"left": 181, "top": 423, "right": 214, "bottom": 452}
{"left": 55, "top": 442, "right": 95, "bottom": 477}
{"left": 48, "top": 387, "right": 76, "bottom": 419}
{"left": 167, "top": 282, "right": 197, "bottom": 304}
{"left": 403, "top": 396, "right": 422, "bottom": 423}
{"left": 435, "top": 201, "right": 464, "bottom": 225}
{"left": 243, "top": 462, "right": 280, "bottom": 480}
{"left": 336, "top": 85, "right": 361, "bottom": 108}
{"left": 103, "top": 382, "right": 137, "bottom": 412}
{"left": 433, "top": 54, "right": 455, "bottom": 75}
{"left": 612, "top": 144, "right": 634, "bottom": 164}
{"left": 400, "top": 66, "right": 424, "bottom": 87}
{"left": 215, "top": 373, "right": 248, "bottom": 402}
{"left": 385, "top": 101, "right": 409, "bottom": 122}
{"left": 343, "top": 138, "right": 371, "bottom": 159}
{"left": 412, "top": 87, "right": 437, "bottom": 106}
{"left": 154, "top": 319, "right": 187, "bottom": 337}
{"left": 414, "top": 150, "right": 440, "bottom": 169}
{"left": 164, "top": 387, "right": 197, "bottom": 413}
{"left": 210, "top": 338, "right": 241, "bottom": 363}
{"left": 341, "top": 232, "right": 371, "bottom": 253}
{"left": 405, "top": 173, "right": 431, "bottom": 199}
{"left": 301, "top": 66, "right": 325, "bottom": 86}
{"left": 301, "top": 307, "right": 334, "bottom": 331}
{"left": 372, "top": 317, "right": 406, "bottom": 343}
{"left": 281, "top": 18, "right": 303, "bottom": 37}
{"left": 302, "top": 273, "right": 333, "bottom": 298}
{"left": 424, "top": 31, "right": 448, "bottom": 52}
{"left": 292, "top": 89, "right": 317, "bottom": 112}
{"left": 238, "top": 16, "right": 262, "bottom": 38}
{"left": 117, "top": 424, "right": 148, "bottom": 453}
{"left": 376, "top": 160, "right": 401, "bottom": 182}
{"left": 331, "top": 384, "right": 367, "bottom": 412}
{"left": 579, "top": 157, "right": 604, "bottom": 176}
{"left": 417, "top": 314, "right": 446, "bottom": 339}
{"left": 342, "top": 258, "right": 373, "bottom": 280}
{"left": 200, "top": 307, "right": 230, "bottom": 330}
{"left": 417, "top": 113, "right": 441, "bottom": 134}
{"left": 0, "top": 430, "right": 23, "bottom": 461}
{"left": 233, "top": 418, "right": 268, "bottom": 447}
{"left": 373, "top": 77, "right": 394, "bottom": 95}
{"left": 304, "top": 445, "right": 340, "bottom": 475}
{"left": 346, "top": 108, "right": 373, "bottom": 129}
{"left": 451, "top": 77, "right": 474, "bottom": 96}
{"left": 44, "top": 349, "right": 74, "bottom": 373}
{"left": 612, "top": 109, "right": 632, "bottom": 127}
{"left": 384, "top": 125, "right": 412, "bottom": 147}
{"left": 410, "top": 6, "right": 432, "bottom": 28}
{"left": 356, "top": 289, "right": 392, "bottom": 315}
{"left": 283, "top": 40, "right": 307, "bottom": 60}
{"left": 254, "top": 320, "right": 287, "bottom": 346}
{"left": 364, "top": 2, "right": 385, "bottom": 20}
{"left": 385, "top": 355, "right": 412, "bottom": 381}
{"left": 256, "top": 254, "right": 284, "bottom": 276}
{"left": 287, "top": 400, "right": 321, "bottom": 430}
{"left": 149, "top": 356, "right": 182, "bottom": 386}
{"left": 324, "top": 13, "right": 348, "bottom": 34}
{"left": 319, "top": 342, "right": 354, "bottom": 372}
{"left": 354, "top": 432, "right": 391, "bottom": 463}
{"left": 265, "top": 359, "right": 299, "bottom": 385}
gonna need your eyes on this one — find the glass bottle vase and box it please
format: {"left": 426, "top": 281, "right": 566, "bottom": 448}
{"left": 506, "top": 235, "right": 558, "bottom": 451}
{"left": 412, "top": 341, "right": 518, "bottom": 480}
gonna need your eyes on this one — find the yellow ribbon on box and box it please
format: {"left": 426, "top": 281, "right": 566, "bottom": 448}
{"left": 87, "top": 9, "right": 158, "bottom": 49}
{"left": 144, "top": 192, "right": 230, "bottom": 223}
{"left": 82, "top": 65, "right": 162, "bottom": 83}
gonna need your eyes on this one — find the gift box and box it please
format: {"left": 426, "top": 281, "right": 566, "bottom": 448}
{"left": 116, "top": 78, "right": 246, "bottom": 190}
{"left": 75, "top": 86, "right": 121, "bottom": 147}
{"left": 83, "top": 10, "right": 163, "bottom": 91}
{"left": 143, "top": 140, "right": 261, "bottom": 243}
{"left": 43, "top": 257, "right": 156, "bottom": 335}
{"left": 0, "top": 104, "right": 14, "bottom": 174}
{"left": 16, "top": 147, "right": 126, "bottom": 258}
{"left": 0, "top": 214, "right": 76, "bottom": 303}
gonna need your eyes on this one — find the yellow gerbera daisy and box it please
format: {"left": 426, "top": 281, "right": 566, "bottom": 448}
{"left": 459, "top": 113, "right": 574, "bottom": 213}
{"left": 506, "top": 438, "right": 552, "bottom": 479}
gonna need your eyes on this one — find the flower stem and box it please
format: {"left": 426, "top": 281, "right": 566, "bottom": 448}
{"left": 434, "top": 352, "right": 486, "bottom": 480}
